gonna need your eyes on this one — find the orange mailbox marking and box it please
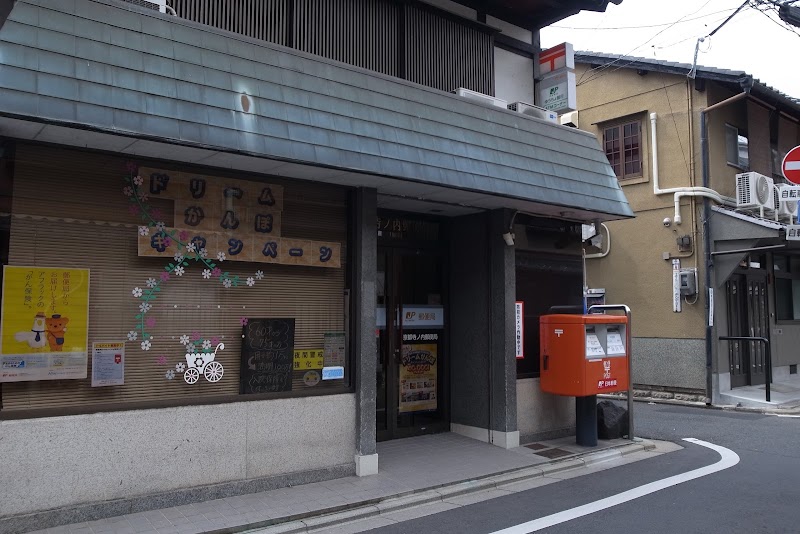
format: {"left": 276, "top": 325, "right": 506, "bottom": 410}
{"left": 539, "top": 314, "right": 629, "bottom": 397}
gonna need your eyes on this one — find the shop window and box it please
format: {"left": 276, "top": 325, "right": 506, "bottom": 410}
{"left": 774, "top": 254, "right": 800, "bottom": 321}
{"left": 0, "top": 144, "right": 351, "bottom": 416}
{"left": 726, "top": 124, "right": 749, "bottom": 170}
{"left": 603, "top": 120, "right": 642, "bottom": 180}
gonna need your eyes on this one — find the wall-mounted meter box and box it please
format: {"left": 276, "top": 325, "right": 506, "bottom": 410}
{"left": 539, "top": 314, "right": 629, "bottom": 397}
{"left": 679, "top": 268, "right": 697, "bottom": 296}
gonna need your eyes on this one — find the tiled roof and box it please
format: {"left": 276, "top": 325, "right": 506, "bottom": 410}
{"left": 575, "top": 51, "right": 800, "bottom": 111}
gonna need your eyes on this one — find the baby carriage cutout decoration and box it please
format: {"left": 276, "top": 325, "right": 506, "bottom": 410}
{"left": 184, "top": 343, "right": 224, "bottom": 384}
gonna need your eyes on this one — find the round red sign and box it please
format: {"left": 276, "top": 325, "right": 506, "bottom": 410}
{"left": 783, "top": 145, "right": 800, "bottom": 185}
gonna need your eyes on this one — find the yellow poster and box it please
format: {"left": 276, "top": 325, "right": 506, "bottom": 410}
{"left": 0, "top": 266, "right": 90, "bottom": 382}
{"left": 399, "top": 343, "right": 438, "bottom": 413}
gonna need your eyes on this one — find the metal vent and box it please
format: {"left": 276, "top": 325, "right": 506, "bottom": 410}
{"left": 121, "top": 0, "right": 164, "bottom": 11}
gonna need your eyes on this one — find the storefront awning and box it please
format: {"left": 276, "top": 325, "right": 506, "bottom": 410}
{"left": 0, "top": 0, "right": 633, "bottom": 222}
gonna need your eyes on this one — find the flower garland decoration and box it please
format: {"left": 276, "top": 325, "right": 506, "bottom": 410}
{"left": 123, "top": 162, "right": 262, "bottom": 354}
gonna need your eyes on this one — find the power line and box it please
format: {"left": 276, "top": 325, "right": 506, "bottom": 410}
{"left": 576, "top": 0, "right": 715, "bottom": 87}
{"left": 550, "top": 8, "right": 738, "bottom": 30}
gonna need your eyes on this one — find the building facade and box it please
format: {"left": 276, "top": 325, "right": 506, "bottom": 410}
{"left": 0, "top": 1, "right": 631, "bottom": 529}
{"left": 574, "top": 52, "right": 800, "bottom": 404}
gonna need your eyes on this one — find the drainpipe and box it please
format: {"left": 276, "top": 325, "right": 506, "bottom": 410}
{"left": 649, "top": 113, "right": 733, "bottom": 225}
{"left": 701, "top": 111, "right": 713, "bottom": 405}
{"left": 700, "top": 88, "right": 752, "bottom": 405}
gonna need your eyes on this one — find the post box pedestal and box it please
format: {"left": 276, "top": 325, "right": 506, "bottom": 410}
{"left": 575, "top": 395, "right": 598, "bottom": 447}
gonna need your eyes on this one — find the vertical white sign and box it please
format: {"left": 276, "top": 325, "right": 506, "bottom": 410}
{"left": 515, "top": 301, "right": 524, "bottom": 359}
{"left": 708, "top": 288, "right": 714, "bottom": 327}
{"left": 672, "top": 259, "right": 682, "bottom": 313}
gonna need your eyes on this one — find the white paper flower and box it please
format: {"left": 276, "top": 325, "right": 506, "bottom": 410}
{"left": 145, "top": 277, "right": 157, "bottom": 288}
{"left": 199, "top": 248, "right": 208, "bottom": 258}
{"left": 202, "top": 339, "right": 212, "bottom": 350}
{"left": 174, "top": 252, "right": 184, "bottom": 262}
{"left": 202, "top": 269, "right": 211, "bottom": 279}
{"left": 138, "top": 192, "right": 148, "bottom": 201}
{"left": 155, "top": 222, "right": 166, "bottom": 232}
{"left": 127, "top": 330, "right": 138, "bottom": 341}
{"left": 222, "top": 278, "right": 232, "bottom": 288}
{"left": 123, "top": 186, "right": 134, "bottom": 197}
{"left": 141, "top": 340, "right": 152, "bottom": 351}
{"left": 186, "top": 243, "right": 196, "bottom": 253}
{"left": 132, "top": 287, "right": 143, "bottom": 298}
{"left": 175, "top": 362, "right": 186, "bottom": 373}
{"left": 179, "top": 334, "right": 191, "bottom": 346}
{"left": 165, "top": 369, "right": 175, "bottom": 380}
{"left": 138, "top": 225, "right": 150, "bottom": 236}
{"left": 139, "top": 302, "right": 152, "bottom": 313}
{"left": 133, "top": 175, "right": 144, "bottom": 186}
{"left": 246, "top": 277, "right": 255, "bottom": 287}
{"left": 217, "top": 252, "right": 226, "bottom": 262}
{"left": 255, "top": 270, "right": 264, "bottom": 280}
{"left": 174, "top": 266, "right": 185, "bottom": 276}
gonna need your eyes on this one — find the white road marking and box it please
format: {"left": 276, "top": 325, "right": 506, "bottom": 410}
{"left": 770, "top": 414, "right": 800, "bottom": 418}
{"left": 488, "top": 438, "right": 739, "bottom": 534}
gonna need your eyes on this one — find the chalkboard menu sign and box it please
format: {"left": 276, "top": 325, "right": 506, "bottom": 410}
{"left": 240, "top": 318, "right": 296, "bottom": 394}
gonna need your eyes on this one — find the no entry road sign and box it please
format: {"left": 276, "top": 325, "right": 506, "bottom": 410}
{"left": 783, "top": 145, "right": 800, "bottom": 184}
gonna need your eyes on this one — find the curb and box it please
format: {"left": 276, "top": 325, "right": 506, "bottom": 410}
{"left": 598, "top": 393, "right": 800, "bottom": 416}
{"left": 230, "top": 439, "right": 654, "bottom": 534}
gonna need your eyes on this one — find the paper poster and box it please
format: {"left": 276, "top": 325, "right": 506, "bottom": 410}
{"left": 0, "top": 266, "right": 90, "bottom": 382}
{"left": 585, "top": 333, "right": 605, "bottom": 358}
{"left": 323, "top": 332, "right": 346, "bottom": 367}
{"left": 294, "top": 349, "right": 324, "bottom": 371}
{"left": 91, "top": 342, "right": 125, "bottom": 387}
{"left": 399, "top": 343, "right": 437, "bottom": 413}
{"left": 606, "top": 332, "right": 626, "bottom": 356}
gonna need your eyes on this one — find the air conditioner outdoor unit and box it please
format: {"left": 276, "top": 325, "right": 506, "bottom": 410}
{"left": 454, "top": 88, "right": 508, "bottom": 109}
{"left": 736, "top": 172, "right": 774, "bottom": 211}
{"left": 776, "top": 184, "right": 799, "bottom": 222}
{"left": 560, "top": 111, "right": 578, "bottom": 128}
{"left": 122, "top": 0, "right": 167, "bottom": 13}
{"left": 507, "top": 102, "right": 558, "bottom": 123}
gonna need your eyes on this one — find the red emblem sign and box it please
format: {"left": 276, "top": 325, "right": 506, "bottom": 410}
{"left": 782, "top": 145, "right": 800, "bottom": 185}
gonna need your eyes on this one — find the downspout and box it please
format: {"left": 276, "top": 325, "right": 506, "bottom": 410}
{"left": 701, "top": 110, "right": 713, "bottom": 405}
{"left": 700, "top": 87, "right": 753, "bottom": 405}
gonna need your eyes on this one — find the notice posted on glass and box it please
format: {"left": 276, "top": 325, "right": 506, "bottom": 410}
{"left": 91, "top": 342, "right": 125, "bottom": 387}
{"left": 399, "top": 334, "right": 438, "bottom": 413}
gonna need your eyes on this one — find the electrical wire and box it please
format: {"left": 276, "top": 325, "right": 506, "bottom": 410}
{"left": 576, "top": 0, "right": 717, "bottom": 87}
{"left": 551, "top": 9, "right": 739, "bottom": 30}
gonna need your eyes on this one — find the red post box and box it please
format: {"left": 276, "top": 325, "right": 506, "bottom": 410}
{"left": 539, "top": 314, "right": 629, "bottom": 396}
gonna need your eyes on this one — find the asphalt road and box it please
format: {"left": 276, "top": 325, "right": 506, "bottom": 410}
{"left": 363, "top": 403, "right": 800, "bottom": 534}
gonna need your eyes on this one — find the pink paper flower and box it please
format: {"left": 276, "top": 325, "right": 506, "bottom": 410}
{"left": 211, "top": 337, "right": 220, "bottom": 346}
{"left": 145, "top": 317, "right": 157, "bottom": 328}
{"left": 240, "top": 317, "right": 248, "bottom": 326}
{"left": 151, "top": 208, "right": 163, "bottom": 220}
{"left": 160, "top": 271, "right": 170, "bottom": 282}
{"left": 128, "top": 205, "right": 140, "bottom": 215}
{"left": 191, "top": 331, "right": 202, "bottom": 341}
{"left": 179, "top": 230, "right": 189, "bottom": 241}
{"left": 157, "top": 355, "right": 167, "bottom": 365}
{"left": 163, "top": 236, "right": 172, "bottom": 247}
{"left": 212, "top": 267, "right": 222, "bottom": 278}
{"left": 126, "top": 161, "right": 137, "bottom": 173}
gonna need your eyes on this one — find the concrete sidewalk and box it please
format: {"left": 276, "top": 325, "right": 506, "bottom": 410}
{"left": 20, "top": 433, "right": 655, "bottom": 534}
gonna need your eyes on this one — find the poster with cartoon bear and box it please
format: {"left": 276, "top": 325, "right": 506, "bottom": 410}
{"left": 0, "top": 266, "right": 90, "bottom": 382}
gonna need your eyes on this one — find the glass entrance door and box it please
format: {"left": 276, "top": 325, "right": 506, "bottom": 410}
{"left": 376, "top": 248, "right": 447, "bottom": 441}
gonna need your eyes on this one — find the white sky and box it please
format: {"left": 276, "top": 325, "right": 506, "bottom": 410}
{"left": 541, "top": 0, "right": 800, "bottom": 98}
